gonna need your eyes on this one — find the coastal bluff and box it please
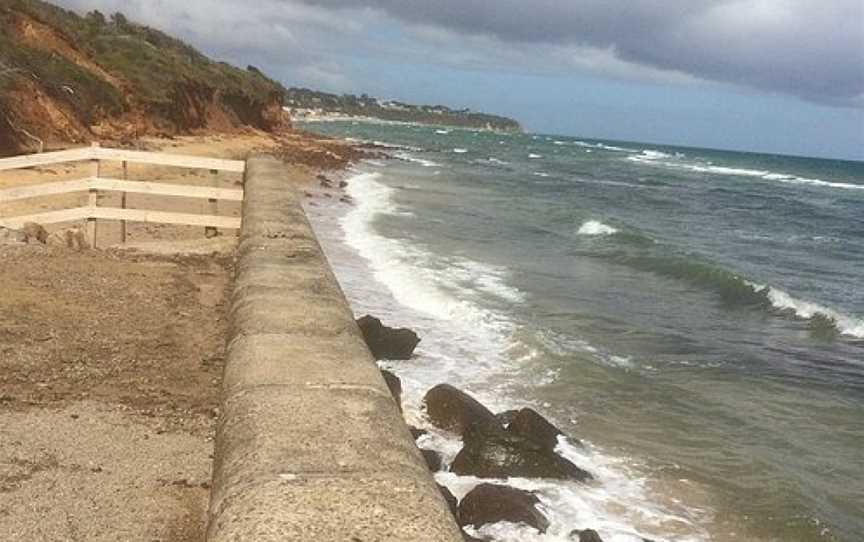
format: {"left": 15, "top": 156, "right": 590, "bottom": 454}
{"left": 207, "top": 155, "right": 462, "bottom": 541}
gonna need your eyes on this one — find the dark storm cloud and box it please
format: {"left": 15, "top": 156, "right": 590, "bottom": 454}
{"left": 53, "top": 0, "right": 864, "bottom": 106}
{"left": 299, "top": 0, "right": 864, "bottom": 106}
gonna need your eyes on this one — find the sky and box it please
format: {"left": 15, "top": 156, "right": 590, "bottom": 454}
{"left": 55, "top": 0, "right": 864, "bottom": 161}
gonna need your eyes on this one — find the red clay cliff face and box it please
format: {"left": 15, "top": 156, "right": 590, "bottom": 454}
{"left": 0, "top": 9, "right": 289, "bottom": 156}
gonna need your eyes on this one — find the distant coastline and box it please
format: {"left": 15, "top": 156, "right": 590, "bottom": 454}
{"left": 290, "top": 108, "right": 520, "bottom": 134}
{"left": 285, "top": 88, "right": 522, "bottom": 133}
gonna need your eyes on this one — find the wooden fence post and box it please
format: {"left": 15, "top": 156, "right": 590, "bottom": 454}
{"left": 205, "top": 169, "right": 218, "bottom": 238}
{"left": 87, "top": 142, "right": 100, "bottom": 248}
{"left": 120, "top": 160, "right": 128, "bottom": 244}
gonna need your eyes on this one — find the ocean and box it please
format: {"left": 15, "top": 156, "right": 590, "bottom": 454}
{"left": 300, "top": 120, "right": 864, "bottom": 542}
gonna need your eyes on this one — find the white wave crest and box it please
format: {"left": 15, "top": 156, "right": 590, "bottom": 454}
{"left": 628, "top": 152, "right": 864, "bottom": 191}
{"left": 394, "top": 152, "right": 440, "bottom": 167}
{"left": 453, "top": 148, "right": 468, "bottom": 154}
{"left": 309, "top": 169, "right": 711, "bottom": 542}
{"left": 529, "top": 153, "right": 543, "bottom": 159}
{"left": 745, "top": 281, "right": 864, "bottom": 338}
{"left": 578, "top": 220, "right": 619, "bottom": 236}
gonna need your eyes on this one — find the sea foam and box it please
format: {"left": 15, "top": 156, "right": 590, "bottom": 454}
{"left": 628, "top": 151, "right": 864, "bottom": 191}
{"left": 320, "top": 169, "right": 710, "bottom": 542}
{"left": 578, "top": 220, "right": 619, "bottom": 236}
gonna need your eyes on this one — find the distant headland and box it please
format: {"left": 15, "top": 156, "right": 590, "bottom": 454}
{"left": 285, "top": 88, "right": 522, "bottom": 133}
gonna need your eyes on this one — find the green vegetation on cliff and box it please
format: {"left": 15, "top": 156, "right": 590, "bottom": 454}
{"left": 0, "top": 0, "right": 288, "bottom": 154}
{"left": 286, "top": 87, "right": 522, "bottom": 132}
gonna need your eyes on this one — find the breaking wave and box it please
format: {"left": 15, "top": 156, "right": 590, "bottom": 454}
{"left": 628, "top": 151, "right": 864, "bottom": 191}
{"left": 600, "top": 251, "right": 864, "bottom": 338}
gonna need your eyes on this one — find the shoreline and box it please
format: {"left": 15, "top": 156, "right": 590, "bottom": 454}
{"left": 304, "top": 164, "right": 713, "bottom": 542}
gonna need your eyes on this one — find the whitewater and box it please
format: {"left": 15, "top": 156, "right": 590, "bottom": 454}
{"left": 302, "top": 120, "right": 864, "bottom": 542}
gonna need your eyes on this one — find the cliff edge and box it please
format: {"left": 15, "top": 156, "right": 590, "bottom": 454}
{"left": 0, "top": 0, "right": 289, "bottom": 155}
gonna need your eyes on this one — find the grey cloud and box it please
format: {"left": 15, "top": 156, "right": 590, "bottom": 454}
{"left": 52, "top": 0, "right": 864, "bottom": 107}
{"left": 299, "top": 0, "right": 864, "bottom": 107}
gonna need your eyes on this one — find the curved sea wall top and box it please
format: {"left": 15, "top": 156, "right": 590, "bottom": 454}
{"left": 206, "top": 155, "right": 462, "bottom": 540}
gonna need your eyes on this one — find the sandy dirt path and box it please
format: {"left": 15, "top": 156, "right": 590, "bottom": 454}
{"left": 0, "top": 131, "right": 357, "bottom": 541}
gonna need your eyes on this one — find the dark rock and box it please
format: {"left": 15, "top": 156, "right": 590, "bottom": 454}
{"left": 409, "top": 426, "right": 428, "bottom": 440}
{"left": 21, "top": 222, "right": 48, "bottom": 244}
{"left": 421, "top": 448, "right": 443, "bottom": 472}
{"left": 462, "top": 533, "right": 486, "bottom": 542}
{"left": 380, "top": 369, "right": 402, "bottom": 411}
{"left": 495, "top": 410, "right": 519, "bottom": 427}
{"left": 423, "top": 384, "right": 499, "bottom": 436}
{"left": 507, "top": 408, "right": 576, "bottom": 450}
{"left": 356, "top": 315, "right": 420, "bottom": 360}
{"left": 317, "top": 174, "right": 333, "bottom": 188}
{"left": 451, "top": 422, "right": 592, "bottom": 482}
{"left": 438, "top": 484, "right": 458, "bottom": 518}
{"left": 569, "top": 529, "right": 604, "bottom": 542}
{"left": 339, "top": 180, "right": 349, "bottom": 189}
{"left": 458, "top": 483, "right": 549, "bottom": 533}
{"left": 339, "top": 195, "right": 353, "bottom": 204}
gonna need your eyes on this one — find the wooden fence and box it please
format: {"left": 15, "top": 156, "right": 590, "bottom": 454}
{"left": 0, "top": 143, "right": 245, "bottom": 247}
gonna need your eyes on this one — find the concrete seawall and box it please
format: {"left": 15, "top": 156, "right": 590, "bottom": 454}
{"left": 206, "top": 155, "right": 463, "bottom": 541}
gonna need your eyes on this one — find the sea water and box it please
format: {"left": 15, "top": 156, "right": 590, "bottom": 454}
{"left": 302, "top": 121, "right": 864, "bottom": 542}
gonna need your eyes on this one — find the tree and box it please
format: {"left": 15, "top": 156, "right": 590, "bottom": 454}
{"left": 111, "top": 12, "right": 129, "bottom": 29}
{"left": 86, "top": 10, "right": 107, "bottom": 26}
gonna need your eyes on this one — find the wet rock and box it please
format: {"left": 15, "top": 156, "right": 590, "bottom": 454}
{"left": 507, "top": 408, "right": 577, "bottom": 450}
{"left": 409, "top": 426, "right": 428, "bottom": 440}
{"left": 21, "top": 222, "right": 48, "bottom": 244}
{"left": 356, "top": 315, "right": 420, "bottom": 360}
{"left": 451, "top": 422, "right": 592, "bottom": 482}
{"left": 339, "top": 180, "right": 349, "bottom": 189}
{"left": 458, "top": 483, "right": 550, "bottom": 533}
{"left": 380, "top": 369, "right": 402, "bottom": 411}
{"left": 423, "top": 384, "right": 499, "bottom": 436}
{"left": 569, "top": 529, "right": 604, "bottom": 542}
{"left": 317, "top": 174, "right": 333, "bottom": 188}
{"left": 495, "top": 410, "right": 519, "bottom": 427}
{"left": 462, "top": 533, "right": 486, "bottom": 542}
{"left": 339, "top": 195, "right": 353, "bottom": 204}
{"left": 46, "top": 227, "right": 89, "bottom": 250}
{"left": 421, "top": 448, "right": 443, "bottom": 472}
{"left": 438, "top": 484, "right": 458, "bottom": 519}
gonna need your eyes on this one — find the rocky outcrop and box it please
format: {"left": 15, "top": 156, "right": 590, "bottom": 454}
{"left": 571, "top": 529, "right": 605, "bottom": 542}
{"left": 421, "top": 448, "right": 443, "bottom": 472}
{"left": 458, "top": 483, "right": 549, "bottom": 533}
{"left": 451, "top": 422, "right": 592, "bottom": 482}
{"left": 495, "top": 410, "right": 519, "bottom": 427}
{"left": 423, "top": 384, "right": 499, "bottom": 436}
{"left": 507, "top": 408, "right": 577, "bottom": 450}
{"left": 409, "top": 426, "right": 428, "bottom": 440}
{"left": 380, "top": 369, "right": 402, "bottom": 411}
{"left": 356, "top": 315, "right": 421, "bottom": 360}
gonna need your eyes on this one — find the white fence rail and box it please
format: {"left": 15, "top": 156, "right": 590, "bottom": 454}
{"left": 0, "top": 144, "right": 245, "bottom": 246}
